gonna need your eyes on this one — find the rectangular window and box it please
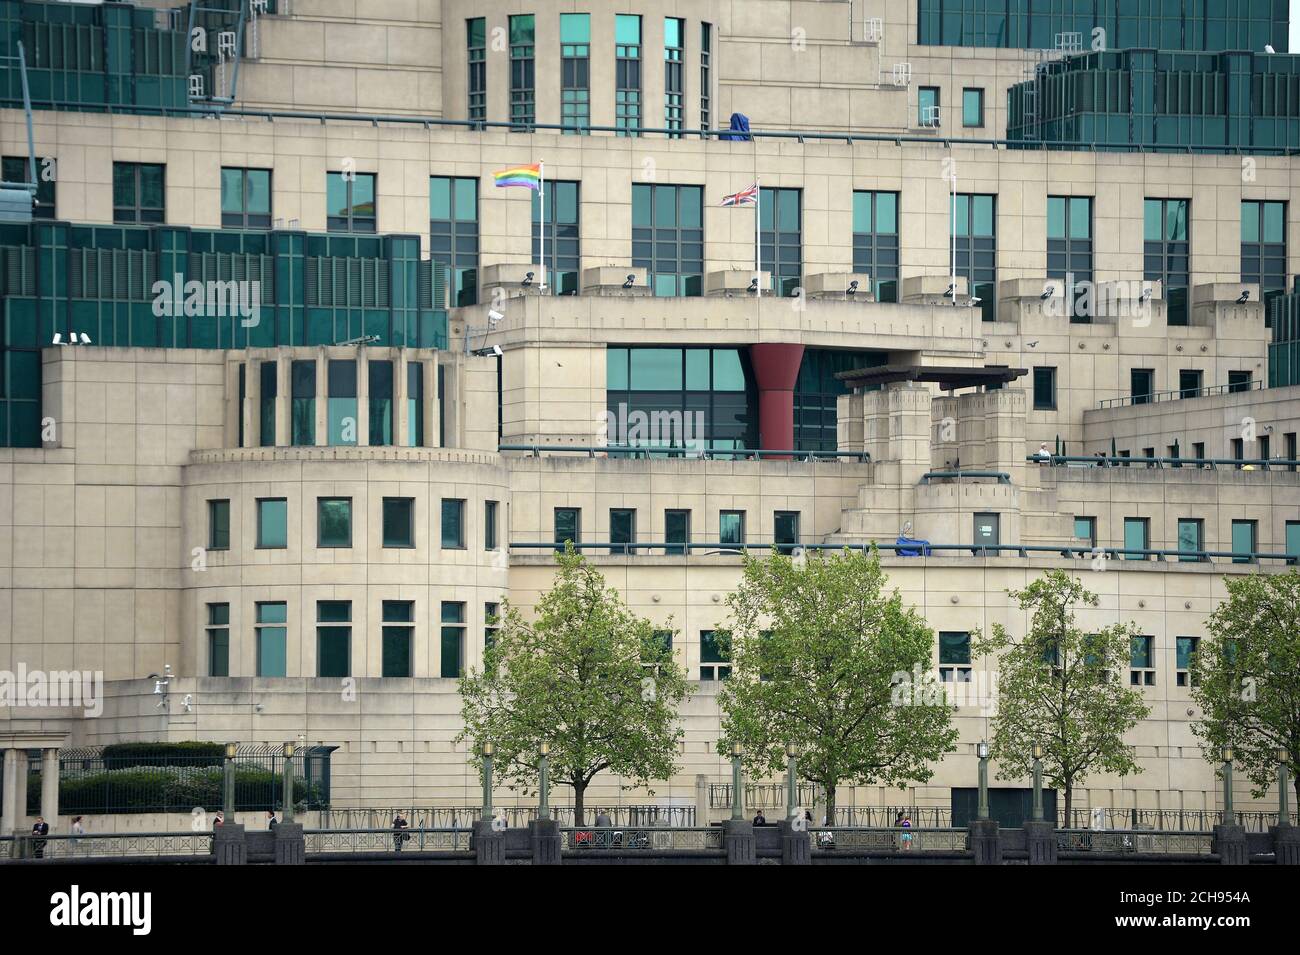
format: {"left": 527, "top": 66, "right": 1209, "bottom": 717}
{"left": 259, "top": 360, "right": 277, "bottom": 447}
{"left": 317, "top": 497, "right": 352, "bottom": 548}
{"left": 939, "top": 631, "right": 973, "bottom": 682}
{"left": 1178, "top": 369, "right": 1203, "bottom": 398}
{"left": 208, "top": 499, "right": 230, "bottom": 550}
{"left": 113, "top": 162, "right": 165, "bottom": 223}
{"left": 510, "top": 15, "right": 536, "bottom": 128}
{"left": 719, "top": 510, "right": 745, "bottom": 547}
{"left": 440, "top": 601, "right": 465, "bottom": 678}
{"left": 407, "top": 362, "right": 424, "bottom": 447}
{"left": 1032, "top": 366, "right": 1056, "bottom": 410}
{"left": 383, "top": 497, "right": 415, "bottom": 548}
{"left": 1285, "top": 433, "right": 1297, "bottom": 472}
{"left": 430, "top": 175, "right": 479, "bottom": 307}
{"left": 919, "top": 86, "right": 940, "bottom": 126}
{"left": 369, "top": 359, "right": 393, "bottom": 447}
{"left": 256, "top": 602, "right": 287, "bottom": 677}
{"left": 1177, "top": 518, "right": 1203, "bottom": 562}
{"left": 1129, "top": 635, "right": 1155, "bottom": 686}
{"left": 1228, "top": 370, "right": 1253, "bottom": 394}
{"left": 238, "top": 365, "right": 246, "bottom": 448}
{"left": 1176, "top": 636, "right": 1200, "bottom": 687}
{"left": 220, "top": 167, "right": 271, "bottom": 229}
{"left": 2, "top": 156, "right": 55, "bottom": 219}
{"left": 326, "top": 171, "right": 376, "bottom": 233}
{"left": 700, "top": 23, "right": 712, "bottom": 131}
{"left": 1123, "top": 517, "right": 1149, "bottom": 560}
{"left": 973, "top": 512, "right": 999, "bottom": 555}
{"left": 560, "top": 13, "right": 591, "bottom": 134}
{"left": 1073, "top": 516, "right": 1096, "bottom": 548}
{"left": 442, "top": 498, "right": 466, "bottom": 549}
{"left": 954, "top": 193, "right": 997, "bottom": 321}
{"left": 317, "top": 600, "right": 351, "bottom": 678}
{"left": 760, "top": 187, "right": 802, "bottom": 297}
{"left": 467, "top": 18, "right": 487, "bottom": 123}
{"left": 382, "top": 601, "right": 414, "bottom": 678}
{"left": 291, "top": 360, "right": 316, "bottom": 446}
{"left": 1241, "top": 200, "right": 1286, "bottom": 327}
{"left": 327, "top": 359, "right": 358, "bottom": 446}
{"left": 961, "top": 88, "right": 984, "bottom": 127}
{"left": 664, "top": 17, "right": 685, "bottom": 137}
{"left": 852, "top": 191, "right": 900, "bottom": 303}
{"left": 484, "top": 500, "right": 499, "bottom": 551}
{"left": 257, "top": 498, "right": 288, "bottom": 549}
{"left": 615, "top": 15, "right": 642, "bottom": 135}
{"left": 207, "top": 603, "right": 230, "bottom": 677}
{"left": 1131, "top": 368, "right": 1155, "bottom": 404}
{"left": 700, "top": 629, "right": 731, "bottom": 681}
{"left": 532, "top": 180, "right": 581, "bottom": 295}
{"left": 665, "top": 509, "right": 690, "bottom": 555}
{"left": 606, "top": 346, "right": 753, "bottom": 451}
{"left": 1286, "top": 520, "right": 1300, "bottom": 564}
{"left": 1231, "top": 437, "right": 1245, "bottom": 465}
{"left": 485, "top": 602, "right": 500, "bottom": 675}
{"left": 1231, "top": 520, "right": 1257, "bottom": 563}
{"left": 1046, "top": 196, "right": 1093, "bottom": 322}
{"left": 775, "top": 511, "right": 800, "bottom": 554}
{"left": 554, "top": 507, "right": 581, "bottom": 550}
{"left": 1144, "top": 198, "right": 1190, "bottom": 326}
{"left": 610, "top": 508, "right": 636, "bottom": 555}
{"left": 632, "top": 184, "right": 703, "bottom": 297}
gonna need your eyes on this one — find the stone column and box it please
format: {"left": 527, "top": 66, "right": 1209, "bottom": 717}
{"left": 357, "top": 352, "right": 371, "bottom": 447}
{"left": 779, "top": 819, "right": 811, "bottom": 865}
{"left": 1212, "top": 824, "right": 1248, "bottom": 865}
{"left": 395, "top": 352, "right": 410, "bottom": 448}
{"left": 723, "top": 819, "right": 756, "bottom": 865}
{"left": 246, "top": 356, "right": 262, "bottom": 447}
{"left": 1273, "top": 825, "right": 1300, "bottom": 865}
{"left": 276, "top": 356, "right": 290, "bottom": 446}
{"left": 969, "top": 818, "right": 1002, "bottom": 865}
{"left": 748, "top": 343, "right": 805, "bottom": 458}
{"left": 529, "top": 818, "right": 561, "bottom": 865}
{"left": 1023, "top": 819, "right": 1057, "bottom": 864}
{"left": 0, "top": 748, "right": 18, "bottom": 836}
{"left": 314, "top": 350, "right": 328, "bottom": 446}
{"left": 40, "top": 748, "right": 58, "bottom": 829}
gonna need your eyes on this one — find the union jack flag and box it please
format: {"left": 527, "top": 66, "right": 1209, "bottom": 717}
{"left": 720, "top": 182, "right": 759, "bottom": 206}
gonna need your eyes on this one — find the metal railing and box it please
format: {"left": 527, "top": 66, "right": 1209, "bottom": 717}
{"left": 304, "top": 827, "right": 472, "bottom": 854}
{"left": 920, "top": 470, "right": 1011, "bottom": 484}
{"left": 498, "top": 444, "right": 870, "bottom": 462}
{"left": 560, "top": 827, "right": 723, "bottom": 851}
{"left": 708, "top": 783, "right": 820, "bottom": 810}
{"left": 1056, "top": 829, "right": 1214, "bottom": 855}
{"left": 810, "top": 827, "right": 969, "bottom": 852}
{"left": 1033, "top": 453, "right": 1299, "bottom": 471}
{"left": 318, "top": 805, "right": 694, "bottom": 828}
{"left": 5, "top": 831, "right": 212, "bottom": 861}
{"left": 1098, "top": 379, "right": 1264, "bottom": 408}
{"left": 1060, "top": 808, "right": 1298, "bottom": 832}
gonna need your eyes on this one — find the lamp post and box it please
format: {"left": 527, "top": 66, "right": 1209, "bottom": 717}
{"left": 1278, "top": 748, "right": 1291, "bottom": 827}
{"left": 481, "top": 742, "right": 494, "bottom": 820}
{"left": 730, "top": 743, "right": 745, "bottom": 822}
{"left": 785, "top": 743, "right": 798, "bottom": 819}
{"left": 538, "top": 743, "right": 550, "bottom": 821}
{"left": 281, "top": 742, "right": 295, "bottom": 824}
{"left": 222, "top": 742, "right": 237, "bottom": 821}
{"left": 1221, "top": 746, "right": 1235, "bottom": 826}
{"left": 976, "top": 740, "right": 990, "bottom": 821}
{"left": 1031, "top": 742, "right": 1044, "bottom": 823}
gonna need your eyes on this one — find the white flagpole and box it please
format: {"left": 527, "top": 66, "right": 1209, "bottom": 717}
{"left": 755, "top": 178, "right": 761, "bottom": 298}
{"left": 539, "top": 160, "right": 547, "bottom": 292}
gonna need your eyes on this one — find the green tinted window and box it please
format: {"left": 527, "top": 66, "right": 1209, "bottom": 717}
{"left": 560, "top": 13, "right": 590, "bottom": 44}
{"left": 383, "top": 498, "right": 414, "bottom": 547}
{"left": 441, "top": 498, "right": 465, "bottom": 548}
{"left": 616, "top": 13, "right": 641, "bottom": 45}
{"left": 318, "top": 497, "right": 352, "bottom": 548}
{"left": 208, "top": 499, "right": 230, "bottom": 550}
{"left": 1123, "top": 517, "right": 1148, "bottom": 558}
{"left": 257, "top": 498, "right": 288, "bottom": 549}
{"left": 510, "top": 14, "right": 534, "bottom": 44}
{"left": 939, "top": 631, "right": 971, "bottom": 665}
{"left": 1047, "top": 197, "right": 1066, "bottom": 239}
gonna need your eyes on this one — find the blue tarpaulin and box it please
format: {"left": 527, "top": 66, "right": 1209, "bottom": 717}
{"left": 721, "top": 112, "right": 752, "bottom": 141}
{"left": 896, "top": 535, "right": 933, "bottom": 557}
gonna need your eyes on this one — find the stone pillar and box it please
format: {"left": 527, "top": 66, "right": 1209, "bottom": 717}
{"left": 1213, "top": 824, "right": 1248, "bottom": 865}
{"left": 314, "top": 350, "right": 328, "bottom": 446}
{"left": 473, "top": 819, "right": 505, "bottom": 865}
{"left": 40, "top": 748, "right": 58, "bottom": 829}
{"left": 395, "top": 352, "right": 410, "bottom": 448}
{"left": 1272, "top": 825, "right": 1300, "bottom": 865}
{"left": 273, "top": 822, "right": 305, "bottom": 864}
{"left": 779, "top": 819, "right": 810, "bottom": 865}
{"left": 529, "top": 818, "right": 561, "bottom": 865}
{"left": 275, "top": 356, "right": 290, "bottom": 446}
{"left": 213, "top": 823, "right": 247, "bottom": 865}
{"left": 694, "top": 774, "right": 709, "bottom": 826}
{"left": 1023, "top": 819, "right": 1057, "bottom": 865}
{"left": 748, "top": 343, "right": 805, "bottom": 457}
{"left": 357, "top": 351, "right": 371, "bottom": 446}
{"left": 723, "top": 819, "right": 756, "bottom": 865}
{"left": 1, "top": 748, "right": 18, "bottom": 837}
{"left": 862, "top": 382, "right": 933, "bottom": 486}
{"left": 969, "top": 818, "right": 1002, "bottom": 865}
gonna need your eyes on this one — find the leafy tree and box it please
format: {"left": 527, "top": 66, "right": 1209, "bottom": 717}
{"left": 1191, "top": 570, "right": 1300, "bottom": 805}
{"left": 457, "top": 546, "right": 688, "bottom": 825}
{"left": 974, "top": 569, "right": 1150, "bottom": 821}
{"left": 715, "top": 546, "right": 957, "bottom": 823}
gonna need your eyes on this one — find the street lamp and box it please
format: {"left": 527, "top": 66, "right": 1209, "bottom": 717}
{"left": 222, "top": 742, "right": 237, "bottom": 821}
{"left": 785, "top": 743, "right": 799, "bottom": 820}
{"left": 281, "top": 741, "right": 295, "bottom": 824}
{"left": 976, "top": 740, "right": 991, "bottom": 821}
{"left": 481, "top": 742, "right": 495, "bottom": 820}
{"left": 730, "top": 743, "right": 745, "bottom": 822}
{"left": 1031, "top": 742, "right": 1044, "bottom": 823}
{"left": 1221, "top": 746, "right": 1235, "bottom": 826}
{"left": 1278, "top": 748, "right": 1291, "bottom": 828}
{"left": 538, "top": 743, "right": 551, "bottom": 821}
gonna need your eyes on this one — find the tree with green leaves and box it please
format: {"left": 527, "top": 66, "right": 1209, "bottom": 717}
{"left": 1191, "top": 570, "right": 1300, "bottom": 806}
{"left": 974, "top": 569, "right": 1150, "bottom": 821}
{"left": 715, "top": 546, "right": 958, "bottom": 822}
{"left": 457, "top": 546, "right": 688, "bottom": 825}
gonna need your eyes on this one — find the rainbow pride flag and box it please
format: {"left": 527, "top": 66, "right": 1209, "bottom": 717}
{"left": 494, "top": 163, "right": 541, "bottom": 190}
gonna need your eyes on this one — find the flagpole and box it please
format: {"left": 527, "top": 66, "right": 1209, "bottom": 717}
{"left": 539, "top": 160, "right": 547, "bottom": 292}
{"left": 755, "top": 178, "right": 761, "bottom": 298}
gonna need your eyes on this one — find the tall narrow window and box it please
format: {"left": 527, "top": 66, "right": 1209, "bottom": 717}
{"left": 664, "top": 17, "right": 685, "bottom": 137}
{"left": 1177, "top": 518, "right": 1203, "bottom": 561}
{"left": 1144, "top": 198, "right": 1190, "bottom": 326}
{"left": 560, "top": 14, "right": 591, "bottom": 134}
{"left": 961, "top": 88, "right": 984, "bottom": 127}
{"left": 327, "top": 359, "right": 358, "bottom": 446}
{"left": 369, "top": 359, "right": 393, "bottom": 446}
{"left": 509, "top": 15, "right": 536, "bottom": 128}
{"left": 256, "top": 602, "right": 287, "bottom": 677}
{"left": 1123, "top": 517, "right": 1149, "bottom": 560}
{"left": 700, "top": 23, "right": 712, "bottom": 132}
{"left": 665, "top": 509, "right": 690, "bottom": 555}
{"left": 610, "top": 508, "right": 636, "bottom": 555}
{"left": 1176, "top": 637, "right": 1200, "bottom": 687}
{"left": 852, "top": 191, "right": 899, "bottom": 303}
{"left": 954, "top": 193, "right": 997, "bottom": 321}
{"left": 257, "top": 498, "right": 288, "bottom": 549}
{"left": 207, "top": 603, "right": 230, "bottom": 677}
{"left": 382, "top": 601, "right": 414, "bottom": 678}
{"left": 291, "top": 359, "right": 316, "bottom": 446}
{"left": 632, "top": 184, "right": 703, "bottom": 297}
{"left": 259, "top": 360, "right": 277, "bottom": 447}
{"left": 615, "top": 15, "right": 642, "bottom": 135}
{"left": 1073, "top": 516, "right": 1096, "bottom": 548}
{"left": 700, "top": 630, "right": 731, "bottom": 680}
{"left": 719, "top": 510, "right": 745, "bottom": 547}
{"left": 317, "top": 600, "right": 351, "bottom": 678}
{"left": 532, "top": 180, "right": 580, "bottom": 295}
{"left": 383, "top": 498, "right": 415, "bottom": 548}
{"left": 326, "top": 171, "right": 376, "bottom": 233}
{"left": 238, "top": 364, "right": 246, "bottom": 447}
{"left": 1241, "top": 200, "right": 1286, "bottom": 327}
{"left": 1032, "top": 366, "right": 1057, "bottom": 410}
{"left": 1129, "top": 635, "right": 1155, "bottom": 686}
{"left": 1131, "top": 368, "right": 1155, "bottom": 404}
{"left": 760, "top": 187, "right": 802, "bottom": 296}
{"left": 407, "top": 362, "right": 424, "bottom": 447}
{"left": 918, "top": 86, "right": 940, "bottom": 126}
{"left": 485, "top": 602, "right": 500, "bottom": 675}
{"left": 774, "top": 511, "right": 800, "bottom": 554}
{"left": 484, "top": 500, "right": 499, "bottom": 551}
{"left": 430, "top": 176, "right": 479, "bottom": 307}
{"left": 939, "top": 631, "right": 973, "bottom": 682}
{"left": 555, "top": 507, "right": 581, "bottom": 550}
{"left": 440, "top": 602, "right": 465, "bottom": 678}
{"left": 221, "top": 167, "right": 271, "bottom": 228}
{"left": 467, "top": 18, "right": 487, "bottom": 123}
{"left": 1231, "top": 519, "right": 1257, "bottom": 563}
{"left": 208, "top": 499, "right": 230, "bottom": 550}
{"left": 113, "top": 162, "right": 165, "bottom": 223}
{"left": 2, "top": 156, "right": 55, "bottom": 219}
{"left": 442, "top": 498, "right": 466, "bottom": 549}
{"left": 1047, "top": 196, "right": 1093, "bottom": 323}
{"left": 317, "top": 497, "right": 352, "bottom": 548}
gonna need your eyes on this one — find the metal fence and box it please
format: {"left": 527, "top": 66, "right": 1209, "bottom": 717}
{"left": 1059, "top": 808, "right": 1296, "bottom": 832}
{"left": 709, "top": 784, "right": 820, "bottom": 811}
{"left": 319, "top": 805, "right": 694, "bottom": 829}
{"left": 304, "top": 828, "right": 472, "bottom": 854}
{"left": 1056, "top": 829, "right": 1215, "bottom": 855}
{"left": 560, "top": 827, "right": 723, "bottom": 851}
{"left": 810, "top": 827, "right": 970, "bottom": 852}
{"left": 5, "top": 831, "right": 212, "bottom": 861}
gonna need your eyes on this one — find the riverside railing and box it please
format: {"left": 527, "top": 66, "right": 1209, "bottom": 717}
{"left": 498, "top": 444, "right": 871, "bottom": 462}
{"left": 4, "top": 831, "right": 213, "bottom": 861}
{"left": 560, "top": 827, "right": 723, "bottom": 851}
{"left": 319, "top": 805, "right": 694, "bottom": 829}
{"left": 810, "top": 827, "right": 970, "bottom": 853}
{"left": 1097, "top": 379, "right": 1264, "bottom": 408}
{"left": 1056, "top": 829, "right": 1215, "bottom": 855}
{"left": 303, "top": 827, "right": 472, "bottom": 854}
{"left": 1033, "top": 454, "right": 1299, "bottom": 471}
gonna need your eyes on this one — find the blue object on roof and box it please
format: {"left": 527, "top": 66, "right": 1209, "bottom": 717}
{"left": 721, "top": 112, "right": 752, "bottom": 141}
{"left": 895, "top": 535, "right": 932, "bottom": 557}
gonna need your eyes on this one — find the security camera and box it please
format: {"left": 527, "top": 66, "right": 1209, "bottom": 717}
{"left": 622, "top": 274, "right": 636, "bottom": 289}
{"left": 1265, "top": 44, "right": 1276, "bottom": 54}
{"left": 1040, "top": 285, "right": 1054, "bottom": 300}
{"left": 846, "top": 280, "right": 859, "bottom": 295}
{"left": 1138, "top": 287, "right": 1152, "bottom": 303}
{"left": 748, "top": 277, "right": 759, "bottom": 293}
{"left": 1236, "top": 290, "right": 1250, "bottom": 304}
{"left": 487, "top": 309, "right": 504, "bottom": 325}
{"left": 944, "top": 283, "right": 955, "bottom": 297}
{"left": 472, "top": 344, "right": 503, "bottom": 358}
{"left": 521, "top": 271, "right": 534, "bottom": 287}
{"left": 968, "top": 297, "right": 982, "bottom": 307}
